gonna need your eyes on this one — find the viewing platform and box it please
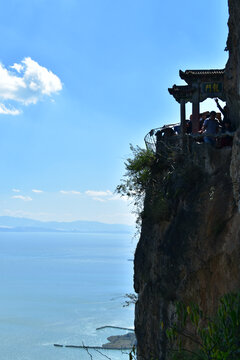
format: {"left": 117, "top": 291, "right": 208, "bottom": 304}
{"left": 144, "top": 125, "right": 235, "bottom": 154}
{"left": 145, "top": 67, "right": 235, "bottom": 153}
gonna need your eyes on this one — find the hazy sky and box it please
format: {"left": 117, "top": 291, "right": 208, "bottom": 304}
{"left": 0, "top": 0, "right": 229, "bottom": 225}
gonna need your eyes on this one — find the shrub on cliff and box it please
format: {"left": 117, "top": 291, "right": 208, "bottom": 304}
{"left": 116, "top": 143, "right": 205, "bottom": 228}
{"left": 116, "top": 145, "right": 156, "bottom": 228}
{"left": 166, "top": 292, "right": 240, "bottom": 360}
{"left": 116, "top": 144, "right": 155, "bottom": 201}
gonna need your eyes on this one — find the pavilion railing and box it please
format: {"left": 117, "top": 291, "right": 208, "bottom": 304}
{"left": 144, "top": 123, "right": 180, "bottom": 153}
{"left": 144, "top": 124, "right": 235, "bottom": 154}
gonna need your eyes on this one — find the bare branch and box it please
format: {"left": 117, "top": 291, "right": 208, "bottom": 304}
{"left": 82, "top": 342, "right": 93, "bottom": 360}
{"left": 93, "top": 348, "right": 112, "bottom": 360}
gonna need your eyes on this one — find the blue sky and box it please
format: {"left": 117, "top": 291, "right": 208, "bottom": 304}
{"left": 0, "top": 0, "right": 229, "bottom": 225}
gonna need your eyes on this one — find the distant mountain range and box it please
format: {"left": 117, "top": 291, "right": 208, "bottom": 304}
{"left": 0, "top": 216, "right": 133, "bottom": 233}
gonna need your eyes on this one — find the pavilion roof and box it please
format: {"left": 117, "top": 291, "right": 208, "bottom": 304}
{"left": 179, "top": 69, "right": 225, "bottom": 84}
{"left": 168, "top": 84, "right": 195, "bottom": 103}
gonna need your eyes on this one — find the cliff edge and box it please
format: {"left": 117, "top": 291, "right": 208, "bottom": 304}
{"left": 134, "top": 1, "right": 240, "bottom": 359}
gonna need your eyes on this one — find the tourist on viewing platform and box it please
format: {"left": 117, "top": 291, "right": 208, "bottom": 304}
{"left": 199, "top": 111, "right": 210, "bottom": 130}
{"left": 220, "top": 118, "right": 233, "bottom": 134}
{"left": 202, "top": 111, "right": 220, "bottom": 146}
{"left": 217, "top": 119, "right": 234, "bottom": 147}
{"left": 216, "top": 112, "right": 222, "bottom": 122}
{"left": 156, "top": 126, "right": 175, "bottom": 140}
{"left": 214, "top": 98, "right": 233, "bottom": 132}
{"left": 173, "top": 124, "right": 181, "bottom": 135}
{"left": 185, "top": 115, "right": 192, "bottom": 134}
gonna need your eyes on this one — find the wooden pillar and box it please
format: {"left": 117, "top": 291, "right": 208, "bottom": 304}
{"left": 180, "top": 99, "right": 186, "bottom": 134}
{"left": 192, "top": 92, "right": 200, "bottom": 134}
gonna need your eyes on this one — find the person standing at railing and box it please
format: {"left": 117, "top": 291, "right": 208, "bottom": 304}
{"left": 214, "top": 98, "right": 232, "bottom": 132}
{"left": 202, "top": 111, "right": 220, "bottom": 146}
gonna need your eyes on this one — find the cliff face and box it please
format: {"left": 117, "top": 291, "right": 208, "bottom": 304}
{"left": 227, "top": 0, "right": 240, "bottom": 216}
{"left": 225, "top": 0, "right": 240, "bottom": 128}
{"left": 134, "top": 143, "right": 240, "bottom": 359}
{"left": 134, "top": 2, "right": 240, "bottom": 359}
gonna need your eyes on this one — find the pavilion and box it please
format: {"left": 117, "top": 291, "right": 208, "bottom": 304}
{"left": 168, "top": 69, "right": 225, "bottom": 134}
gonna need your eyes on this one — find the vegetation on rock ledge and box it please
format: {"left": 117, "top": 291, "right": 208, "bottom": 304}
{"left": 167, "top": 292, "right": 240, "bottom": 360}
{"left": 116, "top": 143, "right": 206, "bottom": 227}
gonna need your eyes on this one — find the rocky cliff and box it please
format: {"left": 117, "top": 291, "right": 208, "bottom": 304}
{"left": 134, "top": 1, "right": 240, "bottom": 359}
{"left": 225, "top": 0, "right": 240, "bottom": 128}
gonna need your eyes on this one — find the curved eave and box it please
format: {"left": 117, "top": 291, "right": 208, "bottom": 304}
{"left": 168, "top": 85, "right": 195, "bottom": 103}
{"left": 179, "top": 69, "right": 225, "bottom": 84}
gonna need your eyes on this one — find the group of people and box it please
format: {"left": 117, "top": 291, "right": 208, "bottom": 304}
{"left": 154, "top": 99, "right": 234, "bottom": 148}
{"left": 185, "top": 99, "right": 234, "bottom": 147}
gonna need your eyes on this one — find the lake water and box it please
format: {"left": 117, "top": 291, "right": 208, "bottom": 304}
{"left": 0, "top": 232, "right": 136, "bottom": 360}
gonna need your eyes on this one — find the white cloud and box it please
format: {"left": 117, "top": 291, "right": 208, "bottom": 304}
{"left": 85, "top": 190, "right": 128, "bottom": 202}
{"left": 12, "top": 188, "right": 20, "bottom": 193}
{"left": 92, "top": 197, "right": 107, "bottom": 202}
{"left": 0, "top": 57, "right": 62, "bottom": 114}
{"left": 60, "top": 190, "right": 81, "bottom": 195}
{"left": 11, "top": 195, "right": 32, "bottom": 201}
{"left": 10, "top": 63, "right": 24, "bottom": 73}
{"left": 108, "top": 194, "right": 128, "bottom": 202}
{"left": 32, "top": 189, "right": 43, "bottom": 193}
{"left": 85, "top": 190, "right": 112, "bottom": 197}
{"left": 0, "top": 104, "right": 20, "bottom": 115}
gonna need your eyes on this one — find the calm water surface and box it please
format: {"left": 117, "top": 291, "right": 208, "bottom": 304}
{"left": 0, "top": 232, "right": 136, "bottom": 360}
